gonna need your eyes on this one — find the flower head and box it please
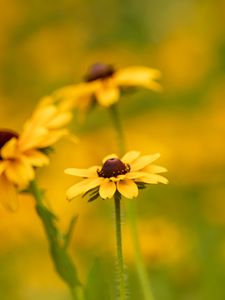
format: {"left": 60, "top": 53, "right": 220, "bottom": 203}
{"left": 65, "top": 151, "right": 168, "bottom": 201}
{"left": 0, "top": 98, "right": 74, "bottom": 210}
{"left": 53, "top": 63, "right": 161, "bottom": 113}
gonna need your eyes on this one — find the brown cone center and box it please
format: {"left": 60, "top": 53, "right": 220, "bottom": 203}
{"left": 97, "top": 158, "right": 130, "bottom": 178}
{"left": 84, "top": 63, "right": 115, "bottom": 82}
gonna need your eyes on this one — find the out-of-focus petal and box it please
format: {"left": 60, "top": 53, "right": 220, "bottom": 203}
{"left": 24, "top": 150, "right": 49, "bottom": 167}
{"left": 115, "top": 66, "right": 162, "bottom": 91}
{"left": 0, "top": 174, "right": 18, "bottom": 211}
{"left": 96, "top": 80, "right": 120, "bottom": 107}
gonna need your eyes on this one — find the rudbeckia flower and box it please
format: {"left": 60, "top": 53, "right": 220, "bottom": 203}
{"left": 0, "top": 99, "right": 73, "bottom": 210}
{"left": 53, "top": 63, "right": 161, "bottom": 113}
{"left": 65, "top": 151, "right": 168, "bottom": 201}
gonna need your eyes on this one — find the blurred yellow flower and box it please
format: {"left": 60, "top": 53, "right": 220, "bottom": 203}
{"left": 0, "top": 98, "right": 73, "bottom": 210}
{"left": 65, "top": 150, "right": 168, "bottom": 201}
{"left": 53, "top": 63, "right": 161, "bottom": 113}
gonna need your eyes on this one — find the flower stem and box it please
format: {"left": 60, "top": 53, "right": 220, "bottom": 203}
{"left": 109, "top": 104, "right": 155, "bottom": 300}
{"left": 114, "top": 193, "right": 127, "bottom": 300}
{"left": 126, "top": 202, "right": 155, "bottom": 300}
{"left": 29, "top": 180, "right": 84, "bottom": 300}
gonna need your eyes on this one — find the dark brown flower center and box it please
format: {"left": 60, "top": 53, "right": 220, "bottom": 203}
{"left": 97, "top": 158, "right": 130, "bottom": 178}
{"left": 0, "top": 129, "right": 19, "bottom": 159}
{"left": 84, "top": 63, "right": 115, "bottom": 82}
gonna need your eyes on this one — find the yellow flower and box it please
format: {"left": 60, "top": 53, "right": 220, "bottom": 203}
{"left": 53, "top": 63, "right": 161, "bottom": 112}
{"left": 65, "top": 151, "right": 168, "bottom": 201}
{"left": 0, "top": 98, "right": 73, "bottom": 210}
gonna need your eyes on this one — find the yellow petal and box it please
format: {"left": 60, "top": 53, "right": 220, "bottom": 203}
{"left": 37, "top": 96, "right": 54, "bottom": 108}
{"left": 1, "top": 138, "right": 18, "bottom": 159}
{"left": 32, "top": 105, "right": 57, "bottom": 127}
{"left": 55, "top": 82, "right": 98, "bottom": 99}
{"left": 24, "top": 150, "right": 49, "bottom": 167}
{"left": 65, "top": 166, "right": 98, "bottom": 178}
{"left": 130, "top": 153, "right": 160, "bottom": 171}
{"left": 102, "top": 153, "right": 118, "bottom": 163}
{"left": 0, "top": 161, "right": 6, "bottom": 175}
{"left": 121, "top": 151, "right": 140, "bottom": 164}
{"left": 37, "top": 129, "right": 69, "bottom": 148}
{"left": 4, "top": 159, "right": 35, "bottom": 188}
{"left": 0, "top": 174, "right": 18, "bottom": 211}
{"left": 66, "top": 177, "right": 103, "bottom": 200}
{"left": 46, "top": 112, "right": 73, "bottom": 129}
{"left": 115, "top": 66, "right": 161, "bottom": 91}
{"left": 125, "top": 171, "right": 147, "bottom": 179}
{"left": 96, "top": 80, "right": 120, "bottom": 107}
{"left": 19, "top": 126, "right": 48, "bottom": 151}
{"left": 142, "top": 164, "right": 168, "bottom": 174}
{"left": 99, "top": 180, "right": 116, "bottom": 199}
{"left": 117, "top": 179, "right": 138, "bottom": 199}
{"left": 137, "top": 174, "right": 169, "bottom": 184}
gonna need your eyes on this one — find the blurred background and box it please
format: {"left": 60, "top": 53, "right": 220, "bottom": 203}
{"left": 0, "top": 0, "right": 225, "bottom": 299}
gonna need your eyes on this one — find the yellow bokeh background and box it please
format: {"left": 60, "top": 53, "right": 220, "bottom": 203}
{"left": 1, "top": 0, "right": 225, "bottom": 299}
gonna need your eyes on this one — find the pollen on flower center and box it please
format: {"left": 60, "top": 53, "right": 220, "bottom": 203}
{"left": 97, "top": 158, "right": 130, "bottom": 178}
{"left": 85, "top": 63, "right": 115, "bottom": 82}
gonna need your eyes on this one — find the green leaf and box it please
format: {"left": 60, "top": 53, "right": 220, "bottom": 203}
{"left": 63, "top": 215, "right": 78, "bottom": 249}
{"left": 85, "top": 258, "right": 111, "bottom": 300}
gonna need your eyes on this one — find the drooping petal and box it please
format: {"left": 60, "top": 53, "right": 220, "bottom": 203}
{"left": 130, "top": 153, "right": 160, "bottom": 171}
{"left": 115, "top": 66, "right": 162, "bottom": 91}
{"left": 136, "top": 174, "right": 169, "bottom": 184}
{"left": 4, "top": 158, "right": 35, "bottom": 188}
{"left": 65, "top": 166, "right": 99, "bottom": 178}
{"left": 142, "top": 164, "right": 168, "bottom": 174}
{"left": 102, "top": 154, "right": 118, "bottom": 163}
{"left": 0, "top": 174, "right": 18, "bottom": 211}
{"left": 99, "top": 180, "right": 116, "bottom": 199}
{"left": 117, "top": 179, "right": 138, "bottom": 199}
{"left": 96, "top": 80, "right": 120, "bottom": 107}
{"left": 121, "top": 151, "right": 141, "bottom": 164}
{"left": 66, "top": 177, "right": 103, "bottom": 200}
{"left": 24, "top": 150, "right": 49, "bottom": 167}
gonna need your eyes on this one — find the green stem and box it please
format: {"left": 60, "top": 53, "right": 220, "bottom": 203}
{"left": 126, "top": 202, "right": 155, "bottom": 300}
{"left": 114, "top": 193, "right": 127, "bottom": 300}
{"left": 29, "top": 180, "right": 84, "bottom": 300}
{"left": 109, "top": 104, "right": 155, "bottom": 300}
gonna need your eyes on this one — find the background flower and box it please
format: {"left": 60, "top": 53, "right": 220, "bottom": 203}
{"left": 53, "top": 63, "right": 161, "bottom": 113}
{"left": 0, "top": 99, "right": 73, "bottom": 210}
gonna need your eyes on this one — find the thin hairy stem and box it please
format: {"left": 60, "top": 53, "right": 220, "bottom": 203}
{"left": 114, "top": 193, "right": 127, "bottom": 300}
{"left": 109, "top": 103, "right": 155, "bottom": 300}
{"left": 29, "top": 180, "right": 84, "bottom": 300}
